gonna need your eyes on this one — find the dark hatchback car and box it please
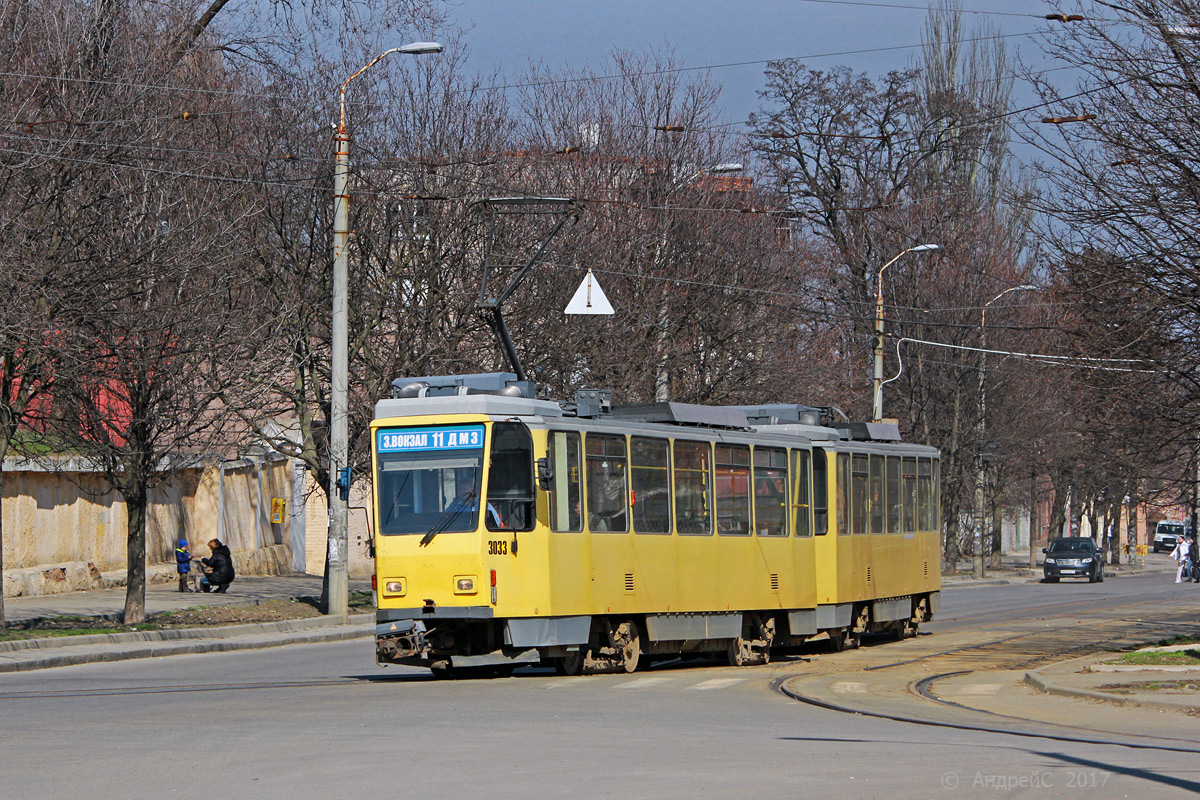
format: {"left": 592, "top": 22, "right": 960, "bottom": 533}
{"left": 1042, "top": 537, "right": 1104, "bottom": 583}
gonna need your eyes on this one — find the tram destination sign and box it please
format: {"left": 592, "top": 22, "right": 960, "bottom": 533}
{"left": 377, "top": 425, "right": 484, "bottom": 453}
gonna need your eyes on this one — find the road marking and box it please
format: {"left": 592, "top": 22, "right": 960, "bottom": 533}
{"left": 955, "top": 683, "right": 1003, "bottom": 696}
{"left": 831, "top": 681, "right": 867, "bottom": 694}
{"left": 616, "top": 677, "right": 673, "bottom": 689}
{"left": 690, "top": 678, "right": 745, "bottom": 691}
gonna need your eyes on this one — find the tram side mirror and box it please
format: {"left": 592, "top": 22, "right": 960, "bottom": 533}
{"left": 536, "top": 457, "right": 553, "bottom": 490}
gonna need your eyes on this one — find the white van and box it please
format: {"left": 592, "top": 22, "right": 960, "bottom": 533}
{"left": 1153, "top": 521, "right": 1187, "bottom": 553}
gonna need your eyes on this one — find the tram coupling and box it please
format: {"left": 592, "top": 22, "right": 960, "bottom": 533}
{"left": 376, "top": 619, "right": 429, "bottom": 664}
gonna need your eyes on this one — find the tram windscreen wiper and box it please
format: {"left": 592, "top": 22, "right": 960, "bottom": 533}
{"left": 419, "top": 491, "right": 475, "bottom": 547}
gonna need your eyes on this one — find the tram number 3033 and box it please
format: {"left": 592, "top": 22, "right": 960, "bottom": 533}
{"left": 487, "top": 540, "right": 509, "bottom": 555}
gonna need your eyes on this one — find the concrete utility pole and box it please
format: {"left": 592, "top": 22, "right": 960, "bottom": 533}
{"left": 973, "top": 285, "right": 1037, "bottom": 579}
{"left": 328, "top": 42, "right": 442, "bottom": 617}
{"left": 872, "top": 244, "right": 938, "bottom": 422}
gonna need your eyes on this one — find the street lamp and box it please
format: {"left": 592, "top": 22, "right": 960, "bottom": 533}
{"left": 972, "top": 284, "right": 1037, "bottom": 578}
{"left": 872, "top": 244, "right": 939, "bottom": 422}
{"left": 329, "top": 41, "right": 442, "bottom": 617}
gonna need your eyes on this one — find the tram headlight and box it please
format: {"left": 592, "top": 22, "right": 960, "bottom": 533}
{"left": 383, "top": 579, "right": 406, "bottom": 596}
{"left": 454, "top": 576, "right": 477, "bottom": 594}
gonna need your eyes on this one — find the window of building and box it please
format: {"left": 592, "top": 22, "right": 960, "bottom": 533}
{"left": 716, "top": 443, "right": 751, "bottom": 535}
{"left": 674, "top": 440, "right": 713, "bottom": 535}
{"left": 585, "top": 434, "right": 628, "bottom": 532}
{"left": 631, "top": 437, "right": 671, "bottom": 534}
{"left": 548, "top": 431, "right": 582, "bottom": 532}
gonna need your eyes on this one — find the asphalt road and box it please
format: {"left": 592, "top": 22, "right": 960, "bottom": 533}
{"left": 2, "top": 571, "right": 1198, "bottom": 799}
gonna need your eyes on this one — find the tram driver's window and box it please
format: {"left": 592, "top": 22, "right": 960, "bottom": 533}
{"left": 548, "top": 431, "right": 582, "bottom": 532}
{"left": 485, "top": 422, "right": 535, "bottom": 531}
{"left": 585, "top": 434, "right": 628, "bottom": 532}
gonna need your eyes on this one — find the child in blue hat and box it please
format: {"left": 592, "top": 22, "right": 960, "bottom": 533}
{"left": 175, "top": 539, "right": 194, "bottom": 592}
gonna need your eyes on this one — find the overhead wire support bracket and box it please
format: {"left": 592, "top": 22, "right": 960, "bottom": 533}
{"left": 471, "top": 197, "right": 584, "bottom": 382}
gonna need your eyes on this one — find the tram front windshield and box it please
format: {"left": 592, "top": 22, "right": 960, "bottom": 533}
{"left": 376, "top": 425, "right": 485, "bottom": 535}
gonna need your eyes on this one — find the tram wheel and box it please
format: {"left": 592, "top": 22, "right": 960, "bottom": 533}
{"left": 827, "top": 629, "right": 847, "bottom": 652}
{"left": 895, "top": 619, "right": 916, "bottom": 640}
{"left": 727, "top": 638, "right": 748, "bottom": 667}
{"left": 615, "top": 620, "right": 641, "bottom": 673}
{"left": 555, "top": 648, "right": 585, "bottom": 676}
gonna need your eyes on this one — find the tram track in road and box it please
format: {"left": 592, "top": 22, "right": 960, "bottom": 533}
{"left": 776, "top": 594, "right": 1200, "bottom": 751}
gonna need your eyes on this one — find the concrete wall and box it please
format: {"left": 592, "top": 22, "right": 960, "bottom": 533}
{"left": 1, "top": 455, "right": 300, "bottom": 598}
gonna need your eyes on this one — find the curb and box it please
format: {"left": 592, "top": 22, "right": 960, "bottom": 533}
{"left": 0, "top": 613, "right": 375, "bottom": 673}
{"left": 1022, "top": 668, "right": 1200, "bottom": 713}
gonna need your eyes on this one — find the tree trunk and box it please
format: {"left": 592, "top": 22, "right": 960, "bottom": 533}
{"left": 123, "top": 490, "right": 148, "bottom": 625}
{"left": 988, "top": 498, "right": 1003, "bottom": 568}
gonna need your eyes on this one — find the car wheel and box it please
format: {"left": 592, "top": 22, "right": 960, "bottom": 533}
{"left": 1097, "top": 567, "right": 1104, "bottom": 583}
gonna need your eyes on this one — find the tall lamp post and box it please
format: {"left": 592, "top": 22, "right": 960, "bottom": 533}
{"left": 329, "top": 41, "right": 442, "bottom": 617}
{"left": 972, "top": 284, "right": 1037, "bottom": 578}
{"left": 872, "top": 244, "right": 939, "bottom": 422}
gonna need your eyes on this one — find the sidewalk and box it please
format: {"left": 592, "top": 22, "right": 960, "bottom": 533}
{"left": 0, "top": 574, "right": 374, "bottom": 673}
{"left": 940, "top": 551, "right": 1170, "bottom": 587}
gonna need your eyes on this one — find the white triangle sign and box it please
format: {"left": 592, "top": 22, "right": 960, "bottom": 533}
{"left": 564, "top": 269, "right": 614, "bottom": 315}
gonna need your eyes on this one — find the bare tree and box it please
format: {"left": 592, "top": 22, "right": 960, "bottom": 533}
{"left": 752, "top": 1, "right": 1037, "bottom": 570}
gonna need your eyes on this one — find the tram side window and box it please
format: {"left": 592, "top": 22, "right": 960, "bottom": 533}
{"left": 791, "top": 449, "right": 812, "bottom": 537}
{"left": 813, "top": 449, "right": 829, "bottom": 535}
{"left": 753, "top": 447, "right": 788, "bottom": 536}
{"left": 933, "top": 459, "right": 941, "bottom": 530}
{"left": 837, "top": 453, "right": 851, "bottom": 536}
{"left": 632, "top": 437, "right": 671, "bottom": 534}
{"left": 902, "top": 457, "right": 918, "bottom": 533}
{"left": 674, "top": 440, "right": 713, "bottom": 535}
{"left": 918, "top": 457, "right": 934, "bottom": 531}
{"left": 869, "top": 454, "right": 884, "bottom": 535}
{"left": 851, "top": 454, "right": 869, "bottom": 535}
{"left": 715, "top": 443, "right": 751, "bottom": 535}
{"left": 585, "top": 434, "right": 628, "bottom": 532}
{"left": 885, "top": 456, "right": 901, "bottom": 534}
{"left": 548, "top": 431, "right": 582, "bottom": 533}
{"left": 485, "top": 422, "right": 535, "bottom": 531}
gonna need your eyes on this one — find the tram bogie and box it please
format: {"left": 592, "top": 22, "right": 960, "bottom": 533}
{"left": 371, "top": 373, "right": 941, "bottom": 676}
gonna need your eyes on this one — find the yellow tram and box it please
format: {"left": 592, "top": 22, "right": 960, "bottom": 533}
{"left": 372, "top": 373, "right": 941, "bottom": 675}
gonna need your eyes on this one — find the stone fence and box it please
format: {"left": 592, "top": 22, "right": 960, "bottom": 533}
{"left": 1, "top": 454, "right": 313, "bottom": 598}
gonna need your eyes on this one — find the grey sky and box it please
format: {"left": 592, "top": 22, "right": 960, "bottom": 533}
{"left": 446, "top": 1, "right": 1061, "bottom": 126}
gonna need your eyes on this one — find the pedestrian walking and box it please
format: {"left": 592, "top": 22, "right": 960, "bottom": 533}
{"left": 1188, "top": 534, "right": 1200, "bottom": 583}
{"left": 1171, "top": 535, "right": 1191, "bottom": 583}
{"left": 174, "top": 539, "right": 194, "bottom": 592}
